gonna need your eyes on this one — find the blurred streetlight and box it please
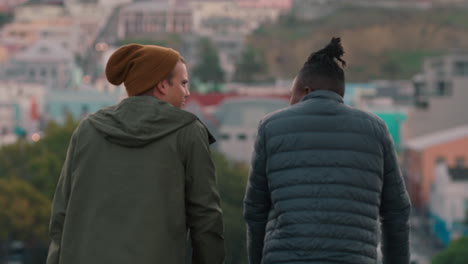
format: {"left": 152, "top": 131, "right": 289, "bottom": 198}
{"left": 31, "top": 132, "right": 41, "bottom": 142}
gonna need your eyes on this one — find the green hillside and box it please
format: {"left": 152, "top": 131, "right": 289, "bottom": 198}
{"left": 246, "top": 6, "right": 468, "bottom": 82}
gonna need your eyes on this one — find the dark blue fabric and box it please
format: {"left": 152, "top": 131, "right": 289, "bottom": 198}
{"left": 244, "top": 90, "right": 411, "bottom": 264}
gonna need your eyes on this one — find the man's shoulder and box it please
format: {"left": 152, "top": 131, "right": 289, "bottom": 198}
{"left": 180, "top": 119, "right": 205, "bottom": 133}
{"left": 260, "top": 105, "right": 293, "bottom": 127}
{"left": 179, "top": 119, "right": 215, "bottom": 144}
{"left": 69, "top": 117, "right": 100, "bottom": 143}
{"left": 259, "top": 102, "right": 388, "bottom": 138}
{"left": 345, "top": 105, "right": 387, "bottom": 127}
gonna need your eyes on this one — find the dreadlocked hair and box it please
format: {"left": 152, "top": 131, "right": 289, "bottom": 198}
{"left": 297, "top": 37, "right": 346, "bottom": 96}
{"left": 305, "top": 37, "right": 346, "bottom": 68}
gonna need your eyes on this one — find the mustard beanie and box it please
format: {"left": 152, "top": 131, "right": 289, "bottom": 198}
{"left": 105, "top": 44, "right": 180, "bottom": 96}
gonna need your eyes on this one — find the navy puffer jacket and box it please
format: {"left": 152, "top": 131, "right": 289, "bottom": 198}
{"left": 244, "top": 90, "right": 411, "bottom": 264}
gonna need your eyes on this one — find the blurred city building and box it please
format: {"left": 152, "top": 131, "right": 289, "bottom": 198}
{"left": 1, "top": 40, "right": 77, "bottom": 89}
{"left": 405, "top": 125, "right": 468, "bottom": 211}
{"left": 0, "top": 0, "right": 28, "bottom": 12}
{"left": 0, "top": 3, "right": 80, "bottom": 55}
{"left": 214, "top": 96, "right": 288, "bottom": 163}
{"left": 117, "top": 1, "right": 193, "bottom": 39}
{"left": 45, "top": 87, "right": 122, "bottom": 123}
{"left": 0, "top": 81, "right": 47, "bottom": 145}
{"left": 430, "top": 163, "right": 468, "bottom": 246}
{"left": 114, "top": 0, "right": 289, "bottom": 80}
{"left": 408, "top": 54, "right": 468, "bottom": 138}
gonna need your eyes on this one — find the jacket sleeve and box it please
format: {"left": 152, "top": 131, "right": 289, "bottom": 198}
{"left": 46, "top": 132, "right": 77, "bottom": 264}
{"left": 184, "top": 121, "right": 225, "bottom": 264}
{"left": 379, "top": 126, "right": 411, "bottom": 264}
{"left": 243, "top": 122, "right": 271, "bottom": 264}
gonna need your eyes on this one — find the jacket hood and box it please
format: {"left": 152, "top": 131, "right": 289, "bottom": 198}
{"left": 88, "top": 96, "right": 199, "bottom": 147}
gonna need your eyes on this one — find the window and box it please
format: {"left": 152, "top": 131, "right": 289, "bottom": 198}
{"left": 415, "top": 98, "right": 429, "bottom": 109}
{"left": 220, "top": 133, "right": 230, "bottom": 140}
{"left": 40, "top": 68, "right": 47, "bottom": 77}
{"left": 454, "top": 61, "right": 468, "bottom": 76}
{"left": 435, "top": 81, "right": 451, "bottom": 96}
{"left": 237, "top": 133, "right": 247, "bottom": 141}
{"left": 456, "top": 157, "right": 465, "bottom": 168}
{"left": 413, "top": 79, "right": 426, "bottom": 96}
{"left": 436, "top": 156, "right": 445, "bottom": 164}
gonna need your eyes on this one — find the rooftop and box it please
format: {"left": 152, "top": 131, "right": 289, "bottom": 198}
{"left": 406, "top": 125, "right": 468, "bottom": 151}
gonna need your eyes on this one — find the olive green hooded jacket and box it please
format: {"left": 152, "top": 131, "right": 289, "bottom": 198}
{"left": 46, "top": 96, "right": 225, "bottom": 264}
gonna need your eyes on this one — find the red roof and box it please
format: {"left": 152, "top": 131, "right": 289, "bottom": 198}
{"left": 186, "top": 92, "right": 235, "bottom": 107}
{"left": 187, "top": 92, "right": 289, "bottom": 107}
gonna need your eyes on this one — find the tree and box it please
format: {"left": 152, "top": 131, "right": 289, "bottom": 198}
{"left": 234, "top": 46, "right": 268, "bottom": 83}
{"left": 0, "top": 115, "right": 78, "bottom": 199}
{"left": 432, "top": 237, "right": 468, "bottom": 264}
{"left": 192, "top": 38, "right": 225, "bottom": 84}
{"left": 213, "top": 152, "right": 248, "bottom": 264}
{"left": 0, "top": 116, "right": 77, "bottom": 243}
{"left": 0, "top": 178, "right": 50, "bottom": 242}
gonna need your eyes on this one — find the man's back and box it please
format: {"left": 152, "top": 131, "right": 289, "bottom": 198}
{"left": 47, "top": 96, "right": 224, "bottom": 264}
{"left": 244, "top": 90, "right": 410, "bottom": 264}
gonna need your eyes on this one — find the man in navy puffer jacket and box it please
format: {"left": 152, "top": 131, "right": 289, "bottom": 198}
{"left": 244, "top": 37, "right": 411, "bottom": 264}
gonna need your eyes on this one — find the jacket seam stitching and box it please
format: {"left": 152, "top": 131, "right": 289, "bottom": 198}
{"left": 270, "top": 182, "right": 380, "bottom": 194}
{"left": 268, "top": 164, "right": 381, "bottom": 175}
{"left": 273, "top": 204, "right": 378, "bottom": 221}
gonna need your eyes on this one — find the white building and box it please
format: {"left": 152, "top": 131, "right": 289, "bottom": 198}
{"left": 1, "top": 18, "right": 78, "bottom": 49}
{"left": 430, "top": 163, "right": 468, "bottom": 246}
{"left": 214, "top": 97, "right": 288, "bottom": 163}
{"left": 3, "top": 40, "right": 76, "bottom": 90}
{"left": 13, "top": 3, "right": 68, "bottom": 22}
{"left": 409, "top": 53, "right": 468, "bottom": 139}
{"left": 117, "top": 1, "right": 193, "bottom": 40}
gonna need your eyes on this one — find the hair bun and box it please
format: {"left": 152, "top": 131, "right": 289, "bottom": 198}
{"left": 305, "top": 37, "right": 346, "bottom": 67}
{"left": 324, "top": 37, "right": 344, "bottom": 61}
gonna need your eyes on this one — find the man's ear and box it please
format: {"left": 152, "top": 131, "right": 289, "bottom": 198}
{"left": 304, "top": 86, "right": 312, "bottom": 94}
{"left": 156, "top": 80, "right": 168, "bottom": 95}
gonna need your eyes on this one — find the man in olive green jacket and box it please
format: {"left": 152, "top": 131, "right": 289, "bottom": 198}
{"left": 47, "top": 44, "right": 225, "bottom": 264}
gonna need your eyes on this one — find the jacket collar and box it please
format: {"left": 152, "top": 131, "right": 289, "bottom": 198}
{"left": 301, "top": 89, "right": 344, "bottom": 103}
